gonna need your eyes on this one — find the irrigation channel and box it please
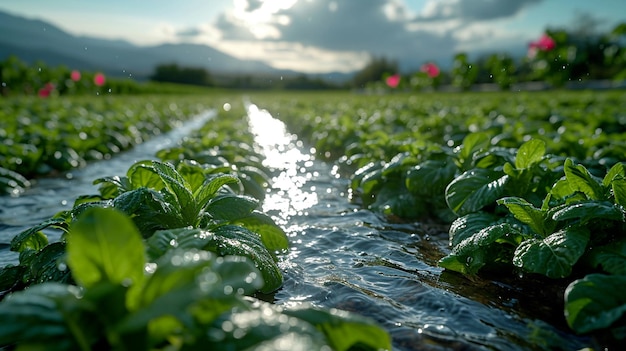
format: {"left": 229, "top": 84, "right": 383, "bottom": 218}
{"left": 0, "top": 104, "right": 598, "bottom": 350}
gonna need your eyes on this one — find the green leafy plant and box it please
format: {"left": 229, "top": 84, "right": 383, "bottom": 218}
{"left": 2, "top": 159, "right": 288, "bottom": 295}
{"left": 440, "top": 143, "right": 626, "bottom": 335}
{"left": 0, "top": 207, "right": 391, "bottom": 350}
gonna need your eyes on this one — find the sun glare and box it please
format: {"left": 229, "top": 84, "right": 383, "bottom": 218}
{"left": 231, "top": 0, "right": 297, "bottom": 39}
{"left": 246, "top": 103, "right": 319, "bottom": 221}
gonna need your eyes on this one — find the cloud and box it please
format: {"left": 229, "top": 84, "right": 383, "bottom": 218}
{"left": 213, "top": 0, "right": 458, "bottom": 72}
{"left": 176, "top": 28, "right": 203, "bottom": 37}
{"left": 419, "top": 0, "right": 543, "bottom": 22}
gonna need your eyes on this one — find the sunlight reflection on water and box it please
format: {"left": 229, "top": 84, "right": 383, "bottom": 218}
{"left": 246, "top": 103, "right": 318, "bottom": 223}
{"left": 244, "top": 102, "right": 592, "bottom": 351}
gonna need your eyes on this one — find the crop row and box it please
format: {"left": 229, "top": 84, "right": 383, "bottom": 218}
{"left": 252, "top": 90, "right": 626, "bottom": 343}
{"left": 0, "top": 95, "right": 212, "bottom": 196}
{"left": 0, "top": 99, "right": 390, "bottom": 350}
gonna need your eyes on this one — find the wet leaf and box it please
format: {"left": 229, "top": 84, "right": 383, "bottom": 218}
{"left": 406, "top": 159, "right": 457, "bottom": 198}
{"left": 235, "top": 211, "right": 289, "bottom": 252}
{"left": 551, "top": 201, "right": 624, "bottom": 224}
{"left": 213, "top": 225, "right": 282, "bottom": 293}
{"left": 563, "top": 158, "right": 605, "bottom": 201}
{"left": 448, "top": 212, "right": 501, "bottom": 247}
{"left": 440, "top": 223, "right": 518, "bottom": 275}
{"left": 445, "top": 168, "right": 509, "bottom": 216}
{"left": 0, "top": 283, "right": 92, "bottom": 349}
{"left": 284, "top": 305, "right": 392, "bottom": 351}
{"left": 513, "top": 227, "right": 589, "bottom": 278}
{"left": 515, "top": 139, "right": 545, "bottom": 169}
{"left": 565, "top": 273, "right": 626, "bottom": 333}
{"left": 206, "top": 194, "right": 258, "bottom": 221}
{"left": 67, "top": 207, "right": 145, "bottom": 289}
{"left": 498, "top": 197, "right": 554, "bottom": 236}
{"left": 10, "top": 217, "right": 65, "bottom": 252}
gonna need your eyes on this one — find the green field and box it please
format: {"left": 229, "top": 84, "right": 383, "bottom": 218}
{"left": 1, "top": 88, "right": 625, "bottom": 349}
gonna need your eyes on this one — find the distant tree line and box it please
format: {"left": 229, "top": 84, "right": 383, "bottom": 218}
{"left": 150, "top": 63, "right": 214, "bottom": 87}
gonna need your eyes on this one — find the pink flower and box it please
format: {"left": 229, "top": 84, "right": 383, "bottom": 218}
{"left": 38, "top": 82, "right": 55, "bottom": 98}
{"left": 420, "top": 62, "right": 440, "bottom": 78}
{"left": 386, "top": 74, "right": 401, "bottom": 88}
{"left": 94, "top": 72, "right": 106, "bottom": 86}
{"left": 529, "top": 34, "right": 555, "bottom": 52}
{"left": 70, "top": 70, "right": 81, "bottom": 81}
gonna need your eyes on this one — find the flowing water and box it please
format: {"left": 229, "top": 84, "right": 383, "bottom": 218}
{"left": 0, "top": 110, "right": 214, "bottom": 265}
{"left": 246, "top": 104, "right": 594, "bottom": 351}
{"left": 0, "top": 105, "right": 598, "bottom": 350}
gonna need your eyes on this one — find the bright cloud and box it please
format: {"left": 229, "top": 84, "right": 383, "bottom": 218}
{"left": 204, "top": 0, "right": 458, "bottom": 72}
{"left": 419, "top": 0, "right": 543, "bottom": 22}
{"left": 146, "top": 0, "right": 615, "bottom": 73}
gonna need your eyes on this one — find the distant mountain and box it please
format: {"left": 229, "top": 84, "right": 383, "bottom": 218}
{"left": 0, "top": 10, "right": 283, "bottom": 78}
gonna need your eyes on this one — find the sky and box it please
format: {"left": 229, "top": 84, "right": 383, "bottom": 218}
{"left": 1, "top": 0, "right": 625, "bottom": 73}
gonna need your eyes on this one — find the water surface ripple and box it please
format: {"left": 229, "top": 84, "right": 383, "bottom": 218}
{"left": 247, "top": 104, "right": 590, "bottom": 351}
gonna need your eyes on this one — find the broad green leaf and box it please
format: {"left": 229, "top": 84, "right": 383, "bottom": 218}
{"left": 515, "top": 139, "right": 545, "bottom": 169}
{"left": 611, "top": 177, "right": 626, "bottom": 207}
{"left": 127, "top": 161, "right": 164, "bottom": 191}
{"left": 587, "top": 239, "right": 626, "bottom": 275}
{"left": 602, "top": 162, "right": 625, "bottom": 187}
{"left": 0, "top": 283, "right": 92, "bottom": 350}
{"left": 283, "top": 305, "right": 393, "bottom": 351}
{"left": 381, "top": 152, "right": 412, "bottom": 176}
{"left": 563, "top": 158, "right": 605, "bottom": 201}
{"left": 113, "top": 187, "right": 184, "bottom": 236}
{"left": 152, "top": 161, "right": 196, "bottom": 223}
{"left": 445, "top": 168, "right": 509, "bottom": 216}
{"left": 238, "top": 172, "right": 267, "bottom": 201}
{"left": 351, "top": 162, "right": 380, "bottom": 190}
{"left": 549, "top": 178, "right": 576, "bottom": 200}
{"left": 205, "top": 194, "right": 259, "bottom": 221}
{"left": 67, "top": 208, "right": 145, "bottom": 289}
{"left": 439, "top": 223, "right": 517, "bottom": 275}
{"left": 145, "top": 228, "right": 215, "bottom": 260}
{"left": 176, "top": 160, "right": 207, "bottom": 193}
{"left": 194, "top": 173, "right": 240, "bottom": 208}
{"left": 359, "top": 168, "right": 384, "bottom": 196}
{"left": 513, "top": 227, "right": 590, "bottom": 278}
{"left": 212, "top": 225, "right": 282, "bottom": 293}
{"left": 369, "top": 179, "right": 427, "bottom": 219}
{"left": 448, "top": 212, "right": 501, "bottom": 247}
{"left": 121, "top": 250, "right": 262, "bottom": 333}
{"left": 565, "top": 274, "right": 626, "bottom": 333}
{"left": 152, "top": 160, "right": 189, "bottom": 190}
{"left": 93, "top": 175, "right": 131, "bottom": 198}
{"left": 28, "top": 242, "right": 72, "bottom": 284}
{"left": 406, "top": 159, "right": 457, "bottom": 198}
{"left": 15, "top": 231, "right": 48, "bottom": 253}
{"left": 498, "top": 197, "right": 553, "bottom": 236}
{"left": 205, "top": 302, "right": 329, "bottom": 350}
{"left": 551, "top": 201, "right": 624, "bottom": 224}
{"left": 235, "top": 211, "right": 289, "bottom": 252}
{"left": 458, "top": 132, "right": 490, "bottom": 167}
{"left": 0, "top": 265, "right": 25, "bottom": 293}
{"left": 10, "top": 217, "right": 65, "bottom": 252}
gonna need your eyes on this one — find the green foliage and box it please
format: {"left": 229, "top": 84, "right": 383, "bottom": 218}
{"left": 565, "top": 274, "right": 626, "bottom": 334}
{"left": 0, "top": 207, "right": 391, "bottom": 350}
{"left": 254, "top": 91, "right": 626, "bottom": 339}
{"left": 485, "top": 53, "right": 516, "bottom": 90}
{"left": 150, "top": 63, "right": 214, "bottom": 87}
{"left": 3, "top": 157, "right": 288, "bottom": 295}
{"left": 0, "top": 94, "right": 212, "bottom": 194}
{"left": 352, "top": 56, "right": 398, "bottom": 88}
{"left": 440, "top": 153, "right": 626, "bottom": 334}
{"left": 451, "top": 53, "right": 478, "bottom": 91}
